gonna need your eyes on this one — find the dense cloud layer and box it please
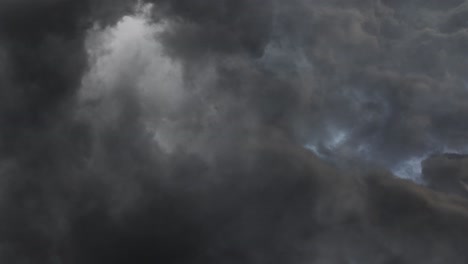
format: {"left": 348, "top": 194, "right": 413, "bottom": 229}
{"left": 422, "top": 153, "right": 468, "bottom": 197}
{"left": 1, "top": 0, "right": 468, "bottom": 263}
{"left": 141, "top": 0, "right": 468, "bottom": 175}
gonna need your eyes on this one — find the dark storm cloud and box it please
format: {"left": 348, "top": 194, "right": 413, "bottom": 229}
{"left": 56, "top": 143, "right": 468, "bottom": 263}
{"left": 422, "top": 153, "right": 468, "bottom": 198}
{"left": 149, "top": 0, "right": 273, "bottom": 58}
{"left": 292, "top": 0, "right": 468, "bottom": 163}
{"left": 2, "top": 0, "right": 468, "bottom": 264}
{"left": 136, "top": 0, "right": 468, "bottom": 168}
{"left": 0, "top": 0, "right": 135, "bottom": 160}
{"left": 0, "top": 0, "right": 137, "bottom": 262}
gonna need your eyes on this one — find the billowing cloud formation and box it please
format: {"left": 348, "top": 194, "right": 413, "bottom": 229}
{"left": 2, "top": 0, "right": 468, "bottom": 263}
{"left": 140, "top": 0, "right": 468, "bottom": 175}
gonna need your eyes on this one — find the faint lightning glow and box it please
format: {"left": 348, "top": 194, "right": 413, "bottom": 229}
{"left": 79, "top": 3, "right": 186, "bottom": 154}
{"left": 391, "top": 154, "right": 429, "bottom": 183}
{"left": 326, "top": 130, "right": 348, "bottom": 150}
{"left": 304, "top": 144, "right": 326, "bottom": 159}
{"left": 304, "top": 128, "right": 350, "bottom": 160}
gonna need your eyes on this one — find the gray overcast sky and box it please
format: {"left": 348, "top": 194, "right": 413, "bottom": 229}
{"left": 1, "top": 1, "right": 468, "bottom": 263}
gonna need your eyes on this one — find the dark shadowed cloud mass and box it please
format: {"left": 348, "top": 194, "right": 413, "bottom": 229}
{"left": 1, "top": 0, "right": 468, "bottom": 263}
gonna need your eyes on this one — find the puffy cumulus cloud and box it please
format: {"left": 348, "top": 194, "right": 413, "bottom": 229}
{"left": 2, "top": 0, "right": 468, "bottom": 263}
